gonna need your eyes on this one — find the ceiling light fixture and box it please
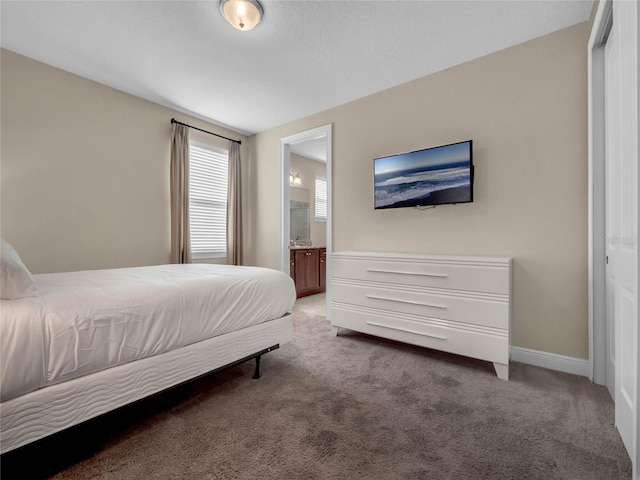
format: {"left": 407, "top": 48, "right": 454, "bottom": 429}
{"left": 219, "top": 0, "right": 264, "bottom": 31}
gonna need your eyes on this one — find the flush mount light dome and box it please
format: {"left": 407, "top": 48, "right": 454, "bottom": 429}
{"left": 219, "top": 0, "right": 264, "bottom": 31}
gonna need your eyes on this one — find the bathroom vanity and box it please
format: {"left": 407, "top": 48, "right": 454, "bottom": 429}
{"left": 289, "top": 247, "right": 326, "bottom": 298}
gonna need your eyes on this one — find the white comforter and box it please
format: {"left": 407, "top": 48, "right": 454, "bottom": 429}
{"left": 1, "top": 264, "right": 296, "bottom": 402}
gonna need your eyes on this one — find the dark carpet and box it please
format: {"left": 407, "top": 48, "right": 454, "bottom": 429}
{"left": 1, "top": 294, "right": 632, "bottom": 479}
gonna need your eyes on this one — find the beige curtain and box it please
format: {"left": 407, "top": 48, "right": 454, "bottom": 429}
{"left": 227, "top": 141, "right": 243, "bottom": 265}
{"left": 170, "top": 124, "right": 191, "bottom": 264}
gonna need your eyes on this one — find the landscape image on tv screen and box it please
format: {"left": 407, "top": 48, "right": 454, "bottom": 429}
{"left": 374, "top": 140, "right": 473, "bottom": 209}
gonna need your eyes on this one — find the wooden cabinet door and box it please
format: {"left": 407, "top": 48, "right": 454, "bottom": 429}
{"left": 289, "top": 251, "right": 296, "bottom": 282}
{"left": 307, "top": 249, "right": 320, "bottom": 290}
{"left": 294, "top": 250, "right": 309, "bottom": 293}
{"left": 319, "top": 248, "right": 326, "bottom": 290}
{"left": 293, "top": 248, "right": 324, "bottom": 297}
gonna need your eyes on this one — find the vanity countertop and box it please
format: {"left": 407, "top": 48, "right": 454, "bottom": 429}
{"left": 289, "top": 245, "right": 326, "bottom": 250}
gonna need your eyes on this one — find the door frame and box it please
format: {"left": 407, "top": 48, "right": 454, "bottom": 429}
{"left": 280, "top": 124, "right": 333, "bottom": 316}
{"left": 588, "top": 0, "right": 612, "bottom": 387}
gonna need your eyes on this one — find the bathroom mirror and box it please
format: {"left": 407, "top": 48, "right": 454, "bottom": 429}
{"left": 290, "top": 200, "right": 310, "bottom": 243}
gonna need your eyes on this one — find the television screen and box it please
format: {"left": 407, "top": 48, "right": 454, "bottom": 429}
{"left": 374, "top": 140, "right": 473, "bottom": 209}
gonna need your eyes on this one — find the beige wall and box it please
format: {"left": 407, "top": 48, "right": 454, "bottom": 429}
{"left": 1, "top": 21, "right": 591, "bottom": 358}
{"left": 290, "top": 153, "right": 327, "bottom": 247}
{"left": 1, "top": 49, "right": 248, "bottom": 274}
{"left": 249, "top": 22, "right": 591, "bottom": 359}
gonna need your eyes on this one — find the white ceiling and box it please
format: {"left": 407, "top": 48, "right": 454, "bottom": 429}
{"left": 291, "top": 137, "right": 327, "bottom": 163}
{"left": 1, "top": 1, "right": 593, "bottom": 135}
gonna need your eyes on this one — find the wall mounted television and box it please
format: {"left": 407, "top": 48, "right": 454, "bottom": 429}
{"left": 374, "top": 140, "right": 473, "bottom": 209}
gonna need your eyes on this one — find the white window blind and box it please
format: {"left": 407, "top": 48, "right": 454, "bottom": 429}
{"left": 315, "top": 176, "right": 327, "bottom": 222}
{"left": 189, "top": 143, "right": 228, "bottom": 259}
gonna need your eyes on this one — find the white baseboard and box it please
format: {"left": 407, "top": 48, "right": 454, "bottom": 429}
{"left": 511, "top": 347, "right": 590, "bottom": 378}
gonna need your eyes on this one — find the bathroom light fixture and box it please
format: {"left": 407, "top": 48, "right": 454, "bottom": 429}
{"left": 290, "top": 172, "right": 302, "bottom": 186}
{"left": 219, "top": 0, "right": 264, "bottom": 31}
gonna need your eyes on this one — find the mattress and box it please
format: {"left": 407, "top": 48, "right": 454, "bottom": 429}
{"left": 1, "top": 264, "right": 296, "bottom": 402}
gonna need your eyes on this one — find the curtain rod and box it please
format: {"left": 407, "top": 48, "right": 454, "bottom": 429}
{"left": 171, "top": 118, "right": 241, "bottom": 145}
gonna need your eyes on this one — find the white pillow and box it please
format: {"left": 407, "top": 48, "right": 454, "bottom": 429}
{"left": 1, "top": 238, "right": 38, "bottom": 300}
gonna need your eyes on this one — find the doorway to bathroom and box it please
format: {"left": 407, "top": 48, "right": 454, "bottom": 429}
{"left": 280, "top": 125, "right": 332, "bottom": 317}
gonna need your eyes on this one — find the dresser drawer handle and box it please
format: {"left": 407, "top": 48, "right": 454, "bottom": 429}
{"left": 366, "top": 268, "right": 447, "bottom": 278}
{"left": 365, "top": 321, "right": 447, "bottom": 340}
{"left": 366, "top": 295, "right": 447, "bottom": 309}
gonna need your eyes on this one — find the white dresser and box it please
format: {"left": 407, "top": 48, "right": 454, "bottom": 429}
{"left": 330, "top": 251, "right": 512, "bottom": 380}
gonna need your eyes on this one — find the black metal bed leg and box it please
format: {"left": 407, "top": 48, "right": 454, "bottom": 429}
{"left": 252, "top": 355, "right": 261, "bottom": 379}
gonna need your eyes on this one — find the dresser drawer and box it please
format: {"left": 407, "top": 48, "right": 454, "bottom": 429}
{"left": 331, "top": 281, "right": 509, "bottom": 330}
{"left": 331, "top": 306, "right": 509, "bottom": 364}
{"left": 332, "top": 255, "right": 510, "bottom": 295}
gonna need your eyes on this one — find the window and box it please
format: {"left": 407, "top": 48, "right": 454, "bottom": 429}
{"left": 189, "top": 143, "right": 228, "bottom": 259}
{"left": 315, "top": 176, "right": 327, "bottom": 222}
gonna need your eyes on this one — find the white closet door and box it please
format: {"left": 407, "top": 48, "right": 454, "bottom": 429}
{"left": 604, "top": 0, "right": 638, "bottom": 461}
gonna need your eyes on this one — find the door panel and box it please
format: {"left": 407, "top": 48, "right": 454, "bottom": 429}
{"left": 295, "top": 250, "right": 309, "bottom": 292}
{"left": 606, "top": 275, "right": 616, "bottom": 397}
{"left": 307, "top": 249, "right": 320, "bottom": 290}
{"left": 604, "top": 1, "right": 637, "bottom": 460}
{"left": 320, "top": 248, "right": 326, "bottom": 290}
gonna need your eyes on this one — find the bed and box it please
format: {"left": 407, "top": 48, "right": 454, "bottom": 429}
{"left": 0, "top": 239, "right": 296, "bottom": 454}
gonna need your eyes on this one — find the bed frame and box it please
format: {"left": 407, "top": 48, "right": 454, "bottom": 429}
{"left": 0, "top": 313, "right": 293, "bottom": 454}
